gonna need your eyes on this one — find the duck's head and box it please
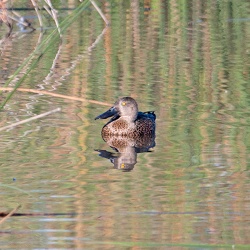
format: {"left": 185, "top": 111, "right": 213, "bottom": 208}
{"left": 95, "top": 97, "right": 138, "bottom": 122}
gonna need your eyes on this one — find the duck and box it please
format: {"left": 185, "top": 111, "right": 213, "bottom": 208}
{"left": 95, "top": 97, "right": 156, "bottom": 139}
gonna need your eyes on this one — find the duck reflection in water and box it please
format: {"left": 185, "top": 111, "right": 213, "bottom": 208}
{"left": 95, "top": 97, "right": 156, "bottom": 171}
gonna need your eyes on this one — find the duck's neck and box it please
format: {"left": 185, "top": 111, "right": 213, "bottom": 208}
{"left": 123, "top": 113, "right": 137, "bottom": 123}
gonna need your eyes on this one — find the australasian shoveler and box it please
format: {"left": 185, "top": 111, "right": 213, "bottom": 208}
{"left": 95, "top": 97, "right": 156, "bottom": 139}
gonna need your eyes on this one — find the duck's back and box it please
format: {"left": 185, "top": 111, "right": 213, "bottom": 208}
{"left": 102, "top": 111, "right": 156, "bottom": 138}
{"left": 135, "top": 111, "right": 156, "bottom": 136}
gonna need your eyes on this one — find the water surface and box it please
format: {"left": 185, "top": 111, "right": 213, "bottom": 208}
{"left": 0, "top": 0, "right": 249, "bottom": 249}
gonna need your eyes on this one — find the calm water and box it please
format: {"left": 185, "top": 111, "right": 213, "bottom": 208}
{"left": 0, "top": 1, "right": 249, "bottom": 249}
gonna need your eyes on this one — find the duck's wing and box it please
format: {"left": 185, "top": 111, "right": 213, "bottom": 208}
{"left": 137, "top": 111, "right": 156, "bottom": 121}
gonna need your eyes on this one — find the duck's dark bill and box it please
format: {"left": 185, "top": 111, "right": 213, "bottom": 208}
{"left": 95, "top": 106, "right": 118, "bottom": 120}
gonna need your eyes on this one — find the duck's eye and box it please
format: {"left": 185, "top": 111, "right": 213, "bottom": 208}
{"left": 121, "top": 102, "right": 126, "bottom": 106}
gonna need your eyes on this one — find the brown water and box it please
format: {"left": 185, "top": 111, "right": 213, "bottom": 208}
{"left": 0, "top": 1, "right": 249, "bottom": 249}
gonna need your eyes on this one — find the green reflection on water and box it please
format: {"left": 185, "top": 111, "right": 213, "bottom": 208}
{"left": 0, "top": 0, "right": 249, "bottom": 249}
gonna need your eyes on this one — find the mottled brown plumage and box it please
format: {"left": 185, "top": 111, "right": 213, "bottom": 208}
{"left": 95, "top": 97, "right": 156, "bottom": 141}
